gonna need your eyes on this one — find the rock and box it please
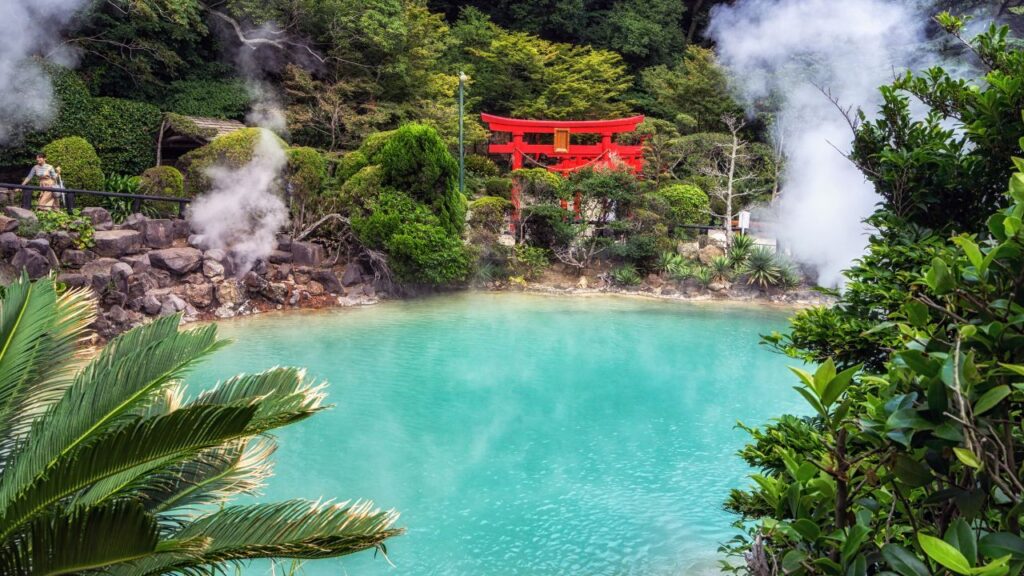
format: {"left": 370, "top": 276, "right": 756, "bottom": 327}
{"left": 4, "top": 206, "right": 36, "bottom": 223}
{"left": 49, "top": 231, "right": 75, "bottom": 255}
{"left": 268, "top": 250, "right": 292, "bottom": 264}
{"left": 0, "top": 215, "right": 18, "bottom": 233}
{"left": 216, "top": 280, "right": 243, "bottom": 306}
{"left": 183, "top": 272, "right": 207, "bottom": 285}
{"left": 140, "top": 219, "right": 174, "bottom": 249}
{"left": 698, "top": 245, "right": 725, "bottom": 265}
{"left": 291, "top": 241, "right": 324, "bottom": 267}
{"left": 122, "top": 213, "right": 149, "bottom": 230}
{"left": 0, "top": 232, "right": 23, "bottom": 258}
{"left": 203, "top": 259, "right": 225, "bottom": 279}
{"left": 214, "top": 304, "right": 237, "bottom": 319}
{"left": 307, "top": 280, "right": 324, "bottom": 295}
{"left": 110, "top": 262, "right": 134, "bottom": 292}
{"left": 61, "top": 249, "right": 93, "bottom": 268}
{"left": 126, "top": 272, "right": 157, "bottom": 300}
{"left": 261, "top": 282, "right": 288, "bottom": 303}
{"left": 677, "top": 241, "right": 700, "bottom": 259}
{"left": 341, "top": 263, "right": 364, "bottom": 287}
{"left": 311, "top": 269, "right": 343, "bottom": 294}
{"left": 646, "top": 273, "right": 664, "bottom": 288}
{"left": 362, "top": 283, "right": 376, "bottom": 298}
{"left": 577, "top": 276, "right": 588, "bottom": 289}
{"left": 662, "top": 286, "right": 678, "bottom": 296}
{"left": 149, "top": 247, "right": 203, "bottom": 274}
{"left": 121, "top": 253, "right": 151, "bottom": 274}
{"left": 12, "top": 245, "right": 51, "bottom": 276}
{"left": 708, "top": 280, "right": 730, "bottom": 292}
{"left": 80, "top": 258, "right": 120, "bottom": 278}
{"left": 150, "top": 268, "right": 172, "bottom": 288}
{"left": 293, "top": 268, "right": 311, "bottom": 284}
{"left": 242, "top": 271, "right": 268, "bottom": 292}
{"left": 93, "top": 229, "right": 143, "bottom": 257}
{"left": 185, "top": 282, "right": 214, "bottom": 308}
{"left": 25, "top": 239, "right": 59, "bottom": 270}
{"left": 57, "top": 272, "right": 88, "bottom": 288}
{"left": 81, "top": 207, "right": 112, "bottom": 230}
{"left": 142, "top": 293, "right": 162, "bottom": 315}
{"left": 268, "top": 263, "right": 291, "bottom": 282}
{"left": 159, "top": 294, "right": 188, "bottom": 316}
{"left": 107, "top": 305, "right": 130, "bottom": 325}
{"left": 276, "top": 234, "right": 292, "bottom": 250}
{"left": 204, "top": 248, "right": 227, "bottom": 262}
{"left": 171, "top": 219, "right": 190, "bottom": 240}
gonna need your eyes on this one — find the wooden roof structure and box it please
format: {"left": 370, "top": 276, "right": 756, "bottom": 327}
{"left": 156, "top": 114, "right": 247, "bottom": 166}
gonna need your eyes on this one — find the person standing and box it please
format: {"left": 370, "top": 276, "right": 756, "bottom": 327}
{"left": 22, "top": 153, "right": 60, "bottom": 210}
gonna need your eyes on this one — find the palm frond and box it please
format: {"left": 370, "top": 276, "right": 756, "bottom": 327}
{"left": 0, "top": 276, "right": 95, "bottom": 467}
{"left": 192, "top": 367, "right": 327, "bottom": 432}
{"left": 0, "top": 405, "right": 256, "bottom": 540}
{"left": 0, "top": 317, "right": 226, "bottom": 513}
{"left": 0, "top": 500, "right": 163, "bottom": 575}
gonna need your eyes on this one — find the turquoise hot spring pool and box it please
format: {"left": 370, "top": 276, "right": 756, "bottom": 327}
{"left": 187, "top": 293, "right": 806, "bottom": 575}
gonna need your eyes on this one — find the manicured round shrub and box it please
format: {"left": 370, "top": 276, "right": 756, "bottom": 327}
{"left": 375, "top": 123, "right": 464, "bottom": 236}
{"left": 468, "top": 196, "right": 511, "bottom": 232}
{"left": 465, "top": 154, "right": 499, "bottom": 177}
{"left": 138, "top": 165, "right": 186, "bottom": 216}
{"left": 162, "top": 79, "right": 251, "bottom": 120}
{"left": 287, "top": 147, "right": 328, "bottom": 200}
{"left": 512, "top": 168, "right": 564, "bottom": 201}
{"left": 385, "top": 222, "right": 472, "bottom": 285}
{"left": 179, "top": 128, "right": 287, "bottom": 196}
{"left": 339, "top": 165, "right": 384, "bottom": 215}
{"left": 484, "top": 177, "right": 513, "bottom": 200}
{"left": 42, "top": 136, "right": 104, "bottom": 191}
{"left": 656, "top": 183, "right": 710, "bottom": 227}
{"left": 358, "top": 130, "right": 397, "bottom": 162}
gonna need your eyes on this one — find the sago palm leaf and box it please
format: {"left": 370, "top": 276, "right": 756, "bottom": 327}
{"left": 0, "top": 500, "right": 183, "bottom": 576}
{"left": 0, "top": 275, "right": 95, "bottom": 467}
{"left": 0, "top": 317, "right": 226, "bottom": 512}
{"left": 0, "top": 405, "right": 256, "bottom": 540}
{"left": 192, "top": 367, "right": 327, "bottom": 432}
{"left": 107, "top": 500, "right": 402, "bottom": 576}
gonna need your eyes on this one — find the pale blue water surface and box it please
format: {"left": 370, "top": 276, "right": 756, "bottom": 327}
{"left": 187, "top": 293, "right": 805, "bottom": 576}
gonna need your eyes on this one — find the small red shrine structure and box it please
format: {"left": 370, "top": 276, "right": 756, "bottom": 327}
{"left": 480, "top": 113, "right": 646, "bottom": 227}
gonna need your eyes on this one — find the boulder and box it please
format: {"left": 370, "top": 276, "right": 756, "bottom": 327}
{"left": 577, "top": 276, "right": 588, "bottom": 289}
{"left": 106, "top": 305, "right": 131, "bottom": 325}
{"left": 48, "top": 231, "right": 74, "bottom": 255}
{"left": 290, "top": 241, "right": 324, "bottom": 267}
{"left": 12, "top": 247, "right": 51, "bottom": 279}
{"left": 80, "top": 258, "right": 121, "bottom": 278}
{"left": 697, "top": 245, "right": 725, "bottom": 265}
{"left": 122, "top": 213, "right": 148, "bottom": 230}
{"left": 708, "top": 280, "right": 730, "bottom": 292}
{"left": 4, "top": 206, "right": 36, "bottom": 223}
{"left": 25, "top": 239, "right": 59, "bottom": 270}
{"left": 0, "top": 215, "right": 18, "bottom": 233}
{"left": 311, "top": 269, "right": 343, "bottom": 294}
{"left": 307, "top": 280, "right": 324, "bottom": 295}
{"left": 140, "top": 219, "right": 174, "bottom": 249}
{"left": 142, "top": 293, "right": 162, "bottom": 315}
{"left": 268, "top": 250, "right": 293, "bottom": 264}
{"left": 646, "top": 274, "right": 665, "bottom": 289}
{"left": 62, "top": 249, "right": 94, "bottom": 269}
{"left": 149, "top": 247, "right": 203, "bottom": 274}
{"left": 204, "top": 248, "right": 227, "bottom": 262}
{"left": 159, "top": 294, "right": 188, "bottom": 316}
{"left": 110, "top": 262, "right": 134, "bottom": 292}
{"left": 81, "top": 207, "right": 112, "bottom": 230}
{"left": 185, "top": 282, "right": 214, "bottom": 308}
{"left": 362, "top": 283, "right": 376, "bottom": 298}
{"left": 261, "top": 282, "right": 288, "bottom": 303}
{"left": 276, "top": 234, "right": 292, "bottom": 250}
{"left": 677, "top": 241, "right": 700, "bottom": 259}
{"left": 120, "top": 253, "right": 151, "bottom": 274}
{"left": 203, "top": 259, "right": 225, "bottom": 279}
{"left": 341, "top": 263, "right": 364, "bottom": 287}
{"left": 126, "top": 272, "right": 158, "bottom": 300}
{"left": 216, "top": 280, "right": 243, "bottom": 306}
{"left": 171, "top": 219, "right": 191, "bottom": 240}
{"left": 93, "top": 229, "right": 143, "bottom": 257}
{"left": 242, "top": 271, "right": 268, "bottom": 292}
{"left": 0, "top": 232, "right": 23, "bottom": 258}
{"left": 57, "top": 272, "right": 88, "bottom": 289}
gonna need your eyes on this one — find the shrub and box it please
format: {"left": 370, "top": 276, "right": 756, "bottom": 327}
{"left": 162, "top": 79, "right": 251, "bottom": 119}
{"left": 468, "top": 196, "right": 511, "bottom": 233}
{"left": 656, "top": 251, "right": 685, "bottom": 273}
{"left": 484, "top": 177, "right": 513, "bottom": 200}
{"left": 179, "top": 128, "right": 286, "bottom": 196}
{"left": 709, "top": 255, "right": 732, "bottom": 282}
{"left": 43, "top": 136, "right": 103, "bottom": 192}
{"left": 357, "top": 129, "right": 397, "bottom": 162}
{"left": 511, "top": 244, "right": 549, "bottom": 280}
{"left": 82, "top": 96, "right": 162, "bottom": 175}
{"left": 335, "top": 150, "right": 369, "bottom": 184}
{"left": 512, "top": 168, "right": 564, "bottom": 201}
{"left": 611, "top": 234, "right": 661, "bottom": 270}
{"left": 385, "top": 222, "right": 472, "bottom": 285}
{"left": 656, "top": 183, "right": 709, "bottom": 227}
{"left": 465, "top": 154, "right": 500, "bottom": 177}
{"left": 740, "top": 245, "right": 783, "bottom": 288}
{"left": 375, "top": 123, "right": 464, "bottom": 236}
{"left": 693, "top": 266, "right": 712, "bottom": 288}
{"left": 729, "top": 233, "right": 755, "bottom": 267}
{"left": 36, "top": 208, "right": 94, "bottom": 249}
{"left": 138, "top": 165, "right": 186, "bottom": 216}
{"left": 338, "top": 165, "right": 385, "bottom": 215}
{"left": 287, "top": 147, "right": 328, "bottom": 200}
{"left": 611, "top": 264, "right": 642, "bottom": 286}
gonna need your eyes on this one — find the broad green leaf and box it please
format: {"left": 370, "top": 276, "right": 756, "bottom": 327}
{"left": 973, "top": 385, "right": 1010, "bottom": 416}
{"left": 906, "top": 300, "right": 930, "bottom": 327}
{"left": 842, "top": 525, "right": 870, "bottom": 564}
{"left": 794, "top": 386, "right": 828, "bottom": 419}
{"left": 789, "top": 366, "right": 817, "bottom": 392}
{"left": 920, "top": 533, "right": 973, "bottom": 574}
{"left": 944, "top": 518, "right": 977, "bottom": 566}
{"left": 821, "top": 364, "right": 862, "bottom": 408}
{"left": 847, "top": 554, "right": 867, "bottom": 576}
{"left": 954, "top": 237, "right": 984, "bottom": 272}
{"left": 926, "top": 258, "right": 955, "bottom": 295}
{"left": 999, "top": 363, "right": 1024, "bottom": 377}
{"left": 882, "top": 544, "right": 930, "bottom": 576}
{"left": 783, "top": 549, "right": 808, "bottom": 574}
{"left": 893, "top": 454, "right": 933, "bottom": 487}
{"left": 979, "top": 533, "right": 1024, "bottom": 560}
{"left": 954, "top": 447, "right": 983, "bottom": 470}
{"left": 791, "top": 518, "right": 820, "bottom": 542}
{"left": 814, "top": 358, "right": 837, "bottom": 395}
{"left": 971, "top": 556, "right": 1011, "bottom": 576}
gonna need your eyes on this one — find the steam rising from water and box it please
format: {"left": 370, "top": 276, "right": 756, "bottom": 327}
{"left": 188, "top": 130, "right": 289, "bottom": 275}
{"left": 0, "top": 0, "right": 89, "bottom": 144}
{"left": 708, "top": 0, "right": 927, "bottom": 286}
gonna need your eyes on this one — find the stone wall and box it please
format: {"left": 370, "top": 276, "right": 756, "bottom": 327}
{"left": 0, "top": 206, "right": 380, "bottom": 339}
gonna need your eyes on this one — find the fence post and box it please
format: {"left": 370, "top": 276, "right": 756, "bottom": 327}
{"left": 65, "top": 191, "right": 75, "bottom": 213}
{"left": 132, "top": 198, "right": 141, "bottom": 214}
{"left": 21, "top": 187, "right": 31, "bottom": 210}
{"left": 177, "top": 201, "right": 186, "bottom": 219}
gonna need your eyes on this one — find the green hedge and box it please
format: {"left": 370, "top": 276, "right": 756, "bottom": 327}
{"left": 162, "top": 80, "right": 251, "bottom": 120}
{"left": 286, "top": 147, "right": 328, "bottom": 200}
{"left": 42, "top": 137, "right": 104, "bottom": 192}
{"left": 139, "top": 165, "right": 186, "bottom": 215}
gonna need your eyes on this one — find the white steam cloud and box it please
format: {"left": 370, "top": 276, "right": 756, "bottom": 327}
{"left": 708, "top": 0, "right": 928, "bottom": 286}
{"left": 188, "top": 130, "right": 289, "bottom": 275}
{"left": 0, "top": 0, "right": 89, "bottom": 144}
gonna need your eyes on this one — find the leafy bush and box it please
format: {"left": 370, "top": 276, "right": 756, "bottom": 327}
{"left": 611, "top": 234, "right": 661, "bottom": 270}
{"left": 693, "top": 266, "right": 712, "bottom": 288}
{"left": 36, "top": 208, "right": 95, "bottom": 249}
{"left": 512, "top": 168, "right": 564, "bottom": 201}
{"left": 468, "top": 196, "right": 511, "bottom": 233}
{"left": 179, "top": 128, "right": 287, "bottom": 196}
{"left": 338, "top": 165, "right": 385, "bottom": 215}
{"left": 287, "top": 147, "right": 328, "bottom": 200}
{"left": 484, "top": 177, "right": 513, "bottom": 200}
{"left": 138, "top": 166, "right": 186, "bottom": 217}
{"left": 43, "top": 136, "right": 104, "bottom": 192}
{"left": 82, "top": 96, "right": 162, "bottom": 175}
{"left": 654, "top": 183, "right": 709, "bottom": 227}
{"left": 465, "top": 154, "right": 499, "bottom": 177}
{"left": 336, "top": 150, "right": 369, "bottom": 184}
{"left": 611, "top": 264, "right": 642, "bottom": 286}
{"left": 511, "top": 244, "right": 549, "bottom": 280}
{"left": 656, "top": 251, "right": 685, "bottom": 273}
{"left": 162, "top": 79, "right": 251, "bottom": 119}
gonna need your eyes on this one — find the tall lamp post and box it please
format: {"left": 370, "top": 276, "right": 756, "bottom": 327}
{"left": 458, "top": 71, "right": 467, "bottom": 196}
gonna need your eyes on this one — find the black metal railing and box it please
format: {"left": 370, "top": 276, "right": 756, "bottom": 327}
{"left": 0, "top": 183, "right": 191, "bottom": 218}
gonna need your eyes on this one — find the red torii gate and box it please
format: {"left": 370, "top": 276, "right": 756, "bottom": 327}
{"left": 480, "top": 113, "right": 646, "bottom": 228}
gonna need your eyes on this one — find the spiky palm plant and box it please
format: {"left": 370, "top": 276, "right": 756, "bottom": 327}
{"left": 709, "top": 255, "right": 732, "bottom": 283}
{"left": 728, "top": 233, "right": 755, "bottom": 267}
{"left": 741, "top": 245, "right": 783, "bottom": 288}
{"left": 0, "top": 275, "right": 401, "bottom": 574}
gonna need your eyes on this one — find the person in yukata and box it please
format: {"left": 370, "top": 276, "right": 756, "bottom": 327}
{"left": 22, "top": 153, "right": 60, "bottom": 210}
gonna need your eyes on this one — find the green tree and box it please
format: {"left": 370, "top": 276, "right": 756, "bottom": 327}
{"left": 638, "top": 46, "right": 744, "bottom": 133}
{"left": 0, "top": 275, "right": 401, "bottom": 573}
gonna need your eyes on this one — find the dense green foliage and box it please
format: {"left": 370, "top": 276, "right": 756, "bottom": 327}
{"left": 652, "top": 183, "right": 710, "bottom": 229}
{"left": 0, "top": 275, "right": 400, "bottom": 572}
{"left": 162, "top": 80, "right": 251, "bottom": 119}
{"left": 138, "top": 166, "right": 186, "bottom": 216}
{"left": 36, "top": 209, "right": 95, "bottom": 249}
{"left": 42, "top": 137, "right": 104, "bottom": 192}
{"left": 728, "top": 22, "right": 1024, "bottom": 576}
{"left": 179, "top": 128, "right": 286, "bottom": 196}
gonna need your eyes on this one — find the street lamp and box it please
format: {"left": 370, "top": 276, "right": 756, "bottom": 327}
{"left": 458, "top": 71, "right": 468, "bottom": 197}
